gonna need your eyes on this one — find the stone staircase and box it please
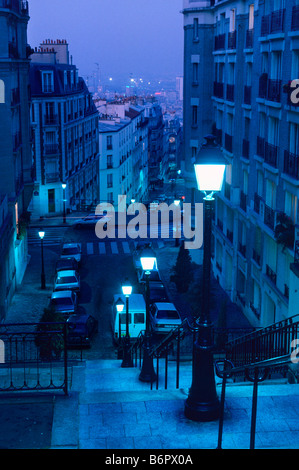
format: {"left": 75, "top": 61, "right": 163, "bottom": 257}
{"left": 50, "top": 358, "right": 299, "bottom": 449}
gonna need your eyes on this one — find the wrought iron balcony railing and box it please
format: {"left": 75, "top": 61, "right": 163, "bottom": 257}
{"left": 264, "top": 142, "right": 278, "bottom": 168}
{"left": 256, "top": 136, "right": 265, "bottom": 158}
{"left": 244, "top": 85, "right": 251, "bottom": 105}
{"left": 226, "top": 84, "right": 234, "bottom": 102}
{"left": 228, "top": 30, "right": 236, "bottom": 49}
{"left": 292, "top": 5, "right": 299, "bottom": 31}
{"left": 245, "top": 29, "right": 254, "bottom": 48}
{"left": 213, "top": 81, "right": 224, "bottom": 99}
{"left": 214, "top": 34, "right": 225, "bottom": 50}
{"left": 264, "top": 203, "right": 275, "bottom": 230}
{"left": 266, "top": 264, "right": 277, "bottom": 285}
{"left": 284, "top": 150, "right": 299, "bottom": 180}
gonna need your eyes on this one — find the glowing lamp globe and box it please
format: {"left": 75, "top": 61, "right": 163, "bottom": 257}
{"left": 194, "top": 135, "right": 226, "bottom": 193}
{"left": 140, "top": 246, "right": 157, "bottom": 272}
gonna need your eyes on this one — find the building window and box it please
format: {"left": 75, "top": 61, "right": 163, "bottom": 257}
{"left": 193, "top": 18, "right": 199, "bottom": 41}
{"left": 192, "top": 62, "right": 199, "bottom": 84}
{"left": 230, "top": 9, "right": 236, "bottom": 32}
{"left": 192, "top": 106, "right": 198, "bottom": 127}
{"left": 107, "top": 173, "right": 113, "bottom": 188}
{"left": 42, "top": 71, "right": 54, "bottom": 93}
{"left": 107, "top": 155, "right": 113, "bottom": 169}
{"left": 107, "top": 135, "right": 112, "bottom": 150}
{"left": 285, "top": 191, "right": 298, "bottom": 223}
{"left": 249, "top": 4, "right": 254, "bottom": 29}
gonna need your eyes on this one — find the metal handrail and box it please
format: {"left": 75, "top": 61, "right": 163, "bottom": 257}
{"left": 215, "top": 354, "right": 291, "bottom": 449}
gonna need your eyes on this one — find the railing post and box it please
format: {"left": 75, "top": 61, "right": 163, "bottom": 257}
{"left": 250, "top": 367, "right": 259, "bottom": 449}
{"left": 63, "top": 323, "right": 68, "bottom": 396}
{"left": 176, "top": 328, "right": 180, "bottom": 389}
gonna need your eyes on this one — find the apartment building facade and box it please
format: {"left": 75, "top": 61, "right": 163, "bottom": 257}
{"left": 0, "top": 0, "right": 33, "bottom": 319}
{"left": 96, "top": 99, "right": 149, "bottom": 206}
{"left": 29, "top": 40, "right": 99, "bottom": 217}
{"left": 182, "top": 0, "right": 299, "bottom": 327}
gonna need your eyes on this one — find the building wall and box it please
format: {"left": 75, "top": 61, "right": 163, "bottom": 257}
{"left": 30, "top": 41, "right": 99, "bottom": 216}
{"left": 0, "top": 0, "right": 33, "bottom": 319}
{"left": 183, "top": 0, "right": 299, "bottom": 327}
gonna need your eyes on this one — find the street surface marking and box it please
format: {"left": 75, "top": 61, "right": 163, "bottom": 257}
{"left": 99, "top": 242, "right": 106, "bottom": 254}
{"left": 122, "top": 241, "right": 130, "bottom": 253}
{"left": 87, "top": 243, "right": 94, "bottom": 255}
{"left": 111, "top": 242, "right": 118, "bottom": 254}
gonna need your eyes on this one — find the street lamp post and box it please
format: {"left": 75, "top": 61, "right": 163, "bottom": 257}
{"left": 139, "top": 247, "right": 157, "bottom": 383}
{"left": 62, "top": 183, "right": 67, "bottom": 224}
{"left": 184, "top": 135, "right": 227, "bottom": 422}
{"left": 174, "top": 196, "right": 181, "bottom": 247}
{"left": 38, "top": 229, "right": 46, "bottom": 290}
{"left": 121, "top": 279, "right": 134, "bottom": 368}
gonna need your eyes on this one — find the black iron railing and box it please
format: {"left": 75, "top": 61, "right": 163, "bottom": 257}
{"left": 225, "top": 315, "right": 299, "bottom": 368}
{"left": 0, "top": 322, "right": 83, "bottom": 395}
{"left": 215, "top": 355, "right": 291, "bottom": 449}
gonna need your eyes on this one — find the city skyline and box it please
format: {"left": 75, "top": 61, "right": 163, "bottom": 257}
{"left": 27, "top": 0, "right": 184, "bottom": 87}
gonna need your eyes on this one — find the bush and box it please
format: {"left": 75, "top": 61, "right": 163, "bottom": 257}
{"left": 35, "top": 307, "right": 65, "bottom": 360}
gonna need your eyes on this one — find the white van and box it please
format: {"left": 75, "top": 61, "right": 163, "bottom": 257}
{"left": 112, "top": 293, "right": 146, "bottom": 342}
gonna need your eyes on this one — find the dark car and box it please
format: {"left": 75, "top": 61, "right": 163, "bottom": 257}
{"left": 66, "top": 314, "right": 98, "bottom": 348}
{"left": 148, "top": 283, "right": 169, "bottom": 304}
{"left": 55, "top": 257, "right": 78, "bottom": 273}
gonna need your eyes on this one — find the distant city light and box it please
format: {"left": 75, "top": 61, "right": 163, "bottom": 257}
{"left": 109, "top": 77, "right": 113, "bottom": 81}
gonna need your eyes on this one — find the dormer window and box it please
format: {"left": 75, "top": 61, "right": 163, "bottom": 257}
{"left": 42, "top": 71, "right": 54, "bottom": 93}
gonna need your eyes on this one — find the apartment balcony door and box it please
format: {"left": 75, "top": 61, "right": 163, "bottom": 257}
{"left": 48, "top": 188, "right": 55, "bottom": 213}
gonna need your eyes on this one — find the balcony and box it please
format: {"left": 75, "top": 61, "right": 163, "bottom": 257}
{"left": 270, "top": 9, "right": 285, "bottom": 34}
{"left": 240, "top": 190, "right": 247, "bottom": 212}
{"left": 226, "top": 84, "right": 234, "bottom": 102}
{"left": 256, "top": 136, "right": 265, "bottom": 158}
{"left": 213, "top": 82, "right": 224, "bottom": 99}
{"left": 244, "top": 85, "right": 251, "bottom": 105}
{"left": 254, "top": 193, "right": 262, "bottom": 214}
{"left": 44, "top": 144, "right": 59, "bottom": 155}
{"left": 266, "top": 264, "right": 277, "bottom": 286}
{"left": 228, "top": 31, "right": 236, "bottom": 49}
{"left": 261, "top": 15, "right": 270, "bottom": 36}
{"left": 264, "top": 142, "right": 278, "bottom": 168}
{"left": 245, "top": 29, "right": 254, "bottom": 48}
{"left": 267, "top": 79, "right": 281, "bottom": 103}
{"left": 292, "top": 5, "right": 299, "bottom": 31}
{"left": 252, "top": 249, "right": 261, "bottom": 266}
{"left": 258, "top": 74, "right": 268, "bottom": 99}
{"left": 238, "top": 243, "right": 246, "bottom": 258}
{"left": 261, "top": 10, "right": 285, "bottom": 36}
{"left": 284, "top": 150, "right": 299, "bottom": 180}
{"left": 224, "top": 133, "right": 233, "bottom": 153}
{"left": 242, "top": 139, "right": 250, "bottom": 160}
{"left": 214, "top": 34, "right": 225, "bottom": 51}
{"left": 264, "top": 204, "right": 275, "bottom": 230}
{"left": 227, "top": 229, "right": 233, "bottom": 243}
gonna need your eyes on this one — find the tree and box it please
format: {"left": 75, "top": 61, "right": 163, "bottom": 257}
{"left": 35, "top": 307, "right": 65, "bottom": 360}
{"left": 170, "top": 244, "right": 194, "bottom": 293}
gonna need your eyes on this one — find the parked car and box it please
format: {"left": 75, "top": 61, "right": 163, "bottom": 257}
{"left": 112, "top": 293, "right": 146, "bottom": 343}
{"left": 66, "top": 314, "right": 98, "bottom": 347}
{"left": 73, "top": 214, "right": 111, "bottom": 229}
{"left": 149, "top": 302, "right": 182, "bottom": 334}
{"left": 50, "top": 290, "right": 78, "bottom": 316}
{"left": 54, "top": 270, "right": 80, "bottom": 292}
{"left": 55, "top": 257, "right": 78, "bottom": 274}
{"left": 61, "top": 243, "right": 81, "bottom": 263}
{"left": 148, "top": 283, "right": 169, "bottom": 304}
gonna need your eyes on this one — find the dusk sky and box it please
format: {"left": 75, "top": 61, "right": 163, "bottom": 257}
{"left": 27, "top": 0, "right": 184, "bottom": 86}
